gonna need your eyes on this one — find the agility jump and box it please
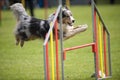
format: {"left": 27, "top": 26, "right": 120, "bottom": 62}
{"left": 10, "top": 0, "right": 111, "bottom": 79}
{"left": 43, "top": 0, "right": 112, "bottom": 80}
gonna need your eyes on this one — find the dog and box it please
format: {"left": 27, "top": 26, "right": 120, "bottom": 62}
{"left": 10, "top": 3, "right": 87, "bottom": 47}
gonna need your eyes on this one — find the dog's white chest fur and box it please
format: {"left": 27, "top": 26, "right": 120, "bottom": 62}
{"left": 62, "top": 24, "right": 74, "bottom": 33}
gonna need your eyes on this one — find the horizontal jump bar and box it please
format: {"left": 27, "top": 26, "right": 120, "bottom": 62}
{"left": 63, "top": 43, "right": 95, "bottom": 60}
{"left": 64, "top": 43, "right": 95, "bottom": 51}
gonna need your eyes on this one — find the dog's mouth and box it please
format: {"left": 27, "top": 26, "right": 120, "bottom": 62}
{"left": 67, "top": 22, "right": 73, "bottom": 26}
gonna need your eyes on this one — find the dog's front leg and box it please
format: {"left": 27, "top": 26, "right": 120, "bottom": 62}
{"left": 63, "top": 24, "right": 88, "bottom": 40}
{"left": 73, "top": 24, "right": 88, "bottom": 30}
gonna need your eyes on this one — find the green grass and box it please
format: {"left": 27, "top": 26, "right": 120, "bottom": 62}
{"left": 0, "top": 5, "right": 120, "bottom": 80}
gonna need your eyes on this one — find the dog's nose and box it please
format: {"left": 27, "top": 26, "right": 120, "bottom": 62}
{"left": 72, "top": 20, "right": 75, "bottom": 23}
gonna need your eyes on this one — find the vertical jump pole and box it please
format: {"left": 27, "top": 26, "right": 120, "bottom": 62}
{"left": 43, "top": 0, "right": 49, "bottom": 79}
{"left": 108, "top": 29, "right": 112, "bottom": 76}
{"left": 44, "top": 35, "right": 50, "bottom": 80}
{"left": 91, "top": 0, "right": 99, "bottom": 79}
{"left": 98, "top": 18, "right": 104, "bottom": 77}
{"left": 43, "top": 45, "right": 47, "bottom": 80}
{"left": 50, "top": 23, "right": 55, "bottom": 80}
{"left": 55, "top": 20, "right": 60, "bottom": 80}
{"left": 103, "top": 27, "right": 108, "bottom": 76}
{"left": 58, "top": 0, "right": 64, "bottom": 79}
{"left": 43, "top": 0, "right": 49, "bottom": 77}
{"left": 46, "top": 42, "right": 50, "bottom": 80}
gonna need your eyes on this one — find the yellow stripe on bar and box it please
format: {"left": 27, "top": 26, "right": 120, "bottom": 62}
{"left": 50, "top": 23, "right": 55, "bottom": 80}
{"left": 98, "top": 18, "right": 104, "bottom": 78}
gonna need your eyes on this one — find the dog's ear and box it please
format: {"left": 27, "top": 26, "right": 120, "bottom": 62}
{"left": 9, "top": 3, "right": 15, "bottom": 9}
{"left": 64, "top": 5, "right": 69, "bottom": 10}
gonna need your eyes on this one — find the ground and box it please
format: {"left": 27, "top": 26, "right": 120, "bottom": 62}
{"left": 0, "top": 5, "right": 120, "bottom": 80}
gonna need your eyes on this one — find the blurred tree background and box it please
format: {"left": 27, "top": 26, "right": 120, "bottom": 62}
{"left": 1, "top": 0, "right": 120, "bottom": 10}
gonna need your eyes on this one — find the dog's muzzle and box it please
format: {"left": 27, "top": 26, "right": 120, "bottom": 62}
{"left": 68, "top": 20, "right": 75, "bottom": 26}
{"left": 69, "top": 16, "right": 75, "bottom": 26}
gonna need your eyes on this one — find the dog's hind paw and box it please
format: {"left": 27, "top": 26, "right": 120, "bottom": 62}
{"left": 20, "top": 40, "right": 24, "bottom": 47}
{"left": 15, "top": 41, "right": 19, "bottom": 46}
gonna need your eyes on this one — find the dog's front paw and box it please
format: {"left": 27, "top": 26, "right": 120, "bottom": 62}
{"left": 78, "top": 24, "right": 88, "bottom": 29}
{"left": 82, "top": 24, "right": 88, "bottom": 29}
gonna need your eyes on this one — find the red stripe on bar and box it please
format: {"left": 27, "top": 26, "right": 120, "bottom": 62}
{"left": 103, "top": 27, "right": 108, "bottom": 76}
{"left": 55, "top": 20, "right": 59, "bottom": 80}
{"left": 94, "top": 10, "right": 99, "bottom": 78}
{"left": 46, "top": 42, "right": 50, "bottom": 80}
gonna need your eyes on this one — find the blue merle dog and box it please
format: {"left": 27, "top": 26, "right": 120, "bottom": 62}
{"left": 10, "top": 3, "right": 87, "bottom": 47}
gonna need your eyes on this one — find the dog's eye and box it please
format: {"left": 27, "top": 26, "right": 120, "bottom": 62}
{"left": 66, "top": 16, "right": 69, "bottom": 18}
{"left": 24, "top": 17, "right": 27, "bottom": 20}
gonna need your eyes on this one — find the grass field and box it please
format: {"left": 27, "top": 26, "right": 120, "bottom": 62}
{"left": 0, "top": 5, "right": 120, "bottom": 80}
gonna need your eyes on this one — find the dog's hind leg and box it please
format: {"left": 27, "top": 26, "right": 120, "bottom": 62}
{"left": 20, "top": 40, "right": 24, "bottom": 47}
{"left": 15, "top": 35, "right": 20, "bottom": 46}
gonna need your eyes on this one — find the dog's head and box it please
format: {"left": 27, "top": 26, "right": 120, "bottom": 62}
{"left": 10, "top": 3, "right": 25, "bottom": 14}
{"left": 62, "top": 6, "right": 75, "bottom": 26}
{"left": 10, "top": 3, "right": 28, "bottom": 21}
{"left": 48, "top": 6, "right": 75, "bottom": 26}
